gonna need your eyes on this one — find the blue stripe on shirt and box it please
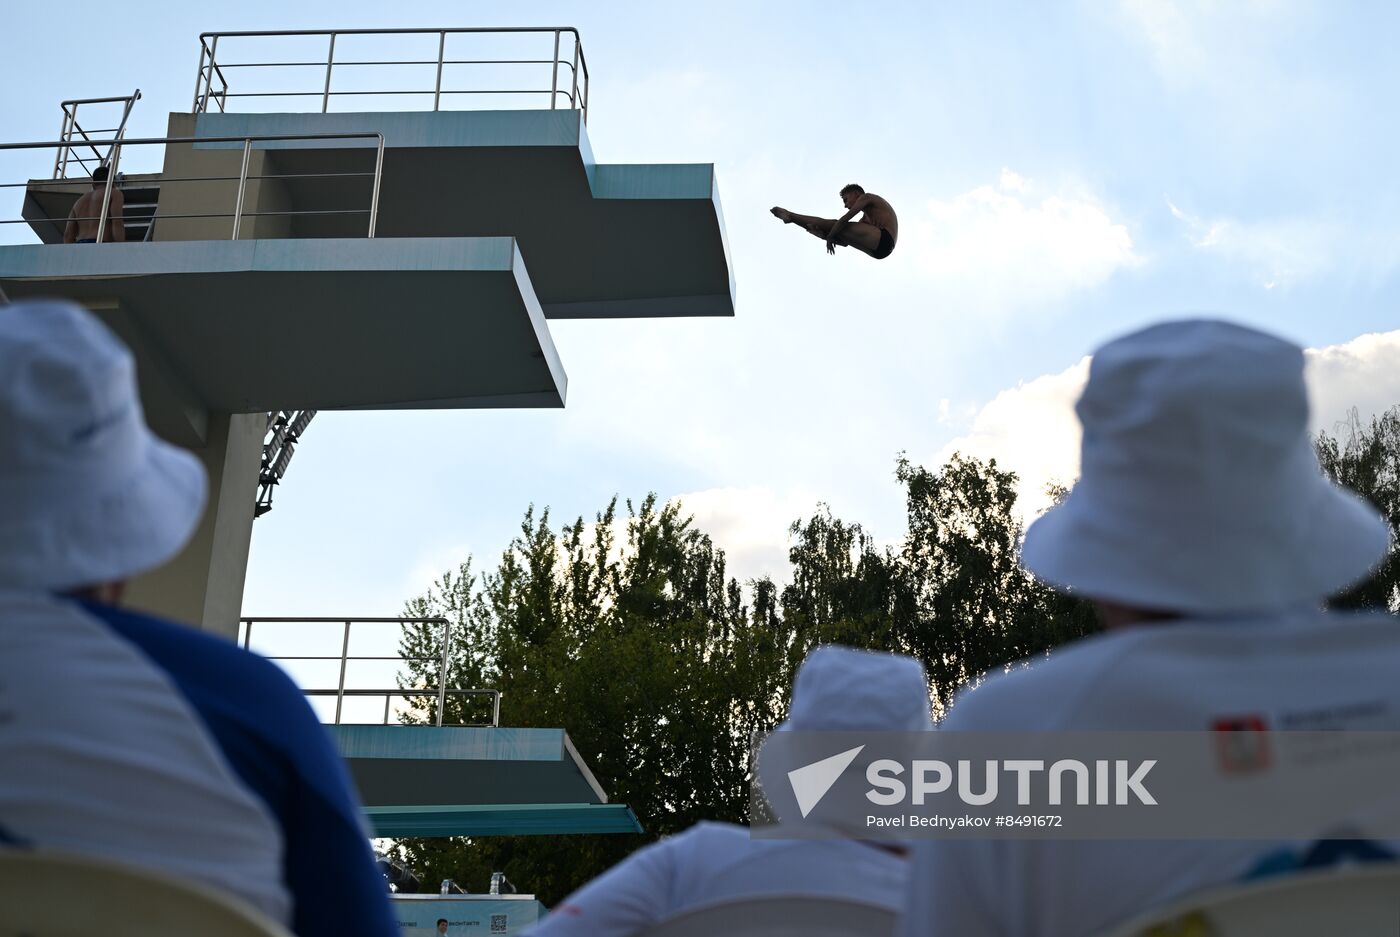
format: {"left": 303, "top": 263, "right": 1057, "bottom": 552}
{"left": 78, "top": 600, "right": 397, "bottom": 937}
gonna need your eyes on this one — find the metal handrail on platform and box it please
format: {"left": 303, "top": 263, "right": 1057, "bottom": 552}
{"left": 193, "top": 27, "right": 590, "bottom": 122}
{"left": 238, "top": 616, "right": 500, "bottom": 728}
{"left": 2, "top": 130, "right": 385, "bottom": 242}
{"left": 53, "top": 89, "right": 141, "bottom": 180}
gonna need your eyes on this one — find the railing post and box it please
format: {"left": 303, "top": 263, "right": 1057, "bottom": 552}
{"left": 202, "top": 35, "right": 219, "bottom": 115}
{"left": 95, "top": 141, "right": 121, "bottom": 244}
{"left": 231, "top": 138, "right": 252, "bottom": 240}
{"left": 192, "top": 41, "right": 207, "bottom": 112}
{"left": 550, "top": 30, "right": 560, "bottom": 110}
{"left": 242, "top": 620, "right": 253, "bottom": 650}
{"left": 335, "top": 620, "right": 351, "bottom": 724}
{"left": 322, "top": 33, "right": 336, "bottom": 114}
{"left": 435, "top": 618, "right": 450, "bottom": 727}
{"left": 384, "top": 694, "right": 392, "bottom": 725}
{"left": 367, "top": 134, "right": 384, "bottom": 238}
{"left": 570, "top": 35, "right": 580, "bottom": 110}
{"left": 433, "top": 31, "right": 446, "bottom": 112}
{"left": 118, "top": 90, "right": 141, "bottom": 140}
{"left": 492, "top": 691, "right": 501, "bottom": 728}
{"left": 53, "top": 107, "right": 70, "bottom": 179}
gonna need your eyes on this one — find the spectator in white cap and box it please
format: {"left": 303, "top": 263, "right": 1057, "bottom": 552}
{"left": 527, "top": 645, "right": 933, "bottom": 937}
{"left": 901, "top": 319, "right": 1398, "bottom": 937}
{"left": 0, "top": 299, "right": 286, "bottom": 917}
{"left": 0, "top": 299, "right": 397, "bottom": 937}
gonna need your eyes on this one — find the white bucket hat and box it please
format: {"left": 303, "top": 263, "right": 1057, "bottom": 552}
{"left": 1021, "top": 318, "right": 1390, "bottom": 614}
{"left": 757, "top": 645, "right": 932, "bottom": 824}
{"left": 0, "top": 299, "right": 207, "bottom": 590}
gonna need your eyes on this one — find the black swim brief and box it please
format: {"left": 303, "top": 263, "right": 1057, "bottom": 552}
{"left": 873, "top": 228, "right": 895, "bottom": 260}
{"left": 76, "top": 238, "right": 97, "bottom": 244}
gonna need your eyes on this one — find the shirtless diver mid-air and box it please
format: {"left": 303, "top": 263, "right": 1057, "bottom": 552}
{"left": 771, "top": 184, "right": 897, "bottom": 259}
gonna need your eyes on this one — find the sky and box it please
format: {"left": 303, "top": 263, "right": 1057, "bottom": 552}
{"left": 5, "top": 1, "right": 1400, "bottom": 652}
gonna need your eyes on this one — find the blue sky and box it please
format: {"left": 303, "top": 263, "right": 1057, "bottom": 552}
{"left": 5, "top": 1, "right": 1399, "bottom": 636}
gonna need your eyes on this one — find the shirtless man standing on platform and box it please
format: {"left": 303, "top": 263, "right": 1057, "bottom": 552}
{"left": 771, "top": 184, "right": 897, "bottom": 259}
{"left": 64, "top": 165, "right": 125, "bottom": 243}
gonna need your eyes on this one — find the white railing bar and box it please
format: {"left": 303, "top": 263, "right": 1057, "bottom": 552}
{"left": 570, "top": 33, "right": 579, "bottom": 111}
{"left": 321, "top": 32, "right": 336, "bottom": 114}
{"left": 52, "top": 109, "right": 71, "bottom": 178}
{"left": 303, "top": 686, "right": 501, "bottom": 694}
{"left": 212, "top": 58, "right": 571, "bottom": 68}
{"left": 193, "top": 27, "right": 588, "bottom": 117}
{"left": 367, "top": 134, "right": 383, "bottom": 237}
{"left": 0, "top": 209, "right": 373, "bottom": 225}
{"left": 241, "top": 616, "right": 449, "bottom": 623}
{"left": 435, "top": 618, "right": 451, "bottom": 727}
{"left": 94, "top": 142, "right": 120, "bottom": 243}
{"left": 202, "top": 34, "right": 219, "bottom": 115}
{"left": 8, "top": 169, "right": 379, "bottom": 188}
{"left": 58, "top": 94, "right": 141, "bottom": 107}
{"left": 433, "top": 31, "right": 445, "bottom": 112}
{"left": 192, "top": 41, "right": 208, "bottom": 111}
{"left": 0, "top": 132, "right": 387, "bottom": 151}
{"left": 215, "top": 89, "right": 571, "bottom": 98}
{"left": 230, "top": 138, "right": 252, "bottom": 239}
{"left": 334, "top": 619, "right": 351, "bottom": 723}
{"left": 550, "top": 29, "right": 560, "bottom": 110}
{"left": 200, "top": 26, "right": 582, "bottom": 38}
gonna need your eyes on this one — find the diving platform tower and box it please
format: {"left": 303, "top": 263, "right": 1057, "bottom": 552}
{"left": 0, "top": 28, "right": 734, "bottom": 637}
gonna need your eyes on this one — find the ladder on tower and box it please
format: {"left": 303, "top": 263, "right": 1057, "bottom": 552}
{"left": 256, "top": 410, "right": 315, "bottom": 518}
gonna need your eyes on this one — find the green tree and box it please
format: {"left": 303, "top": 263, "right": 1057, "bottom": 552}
{"left": 895, "top": 454, "right": 1096, "bottom": 709}
{"left": 780, "top": 504, "right": 907, "bottom": 658}
{"left": 392, "top": 458, "right": 1098, "bottom": 900}
{"left": 1316, "top": 406, "right": 1400, "bottom": 612}
{"left": 781, "top": 456, "right": 1096, "bottom": 713}
{"left": 392, "top": 496, "right": 787, "bottom": 904}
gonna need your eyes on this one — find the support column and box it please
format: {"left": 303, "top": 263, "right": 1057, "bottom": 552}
{"left": 123, "top": 411, "right": 264, "bottom": 639}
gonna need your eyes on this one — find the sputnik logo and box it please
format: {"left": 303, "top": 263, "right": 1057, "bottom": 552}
{"left": 787, "top": 745, "right": 865, "bottom": 818}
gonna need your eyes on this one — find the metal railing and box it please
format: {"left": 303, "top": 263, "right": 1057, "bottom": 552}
{"left": 193, "top": 27, "right": 589, "bottom": 122}
{"left": 3, "top": 131, "right": 385, "bottom": 243}
{"left": 238, "top": 616, "right": 501, "bottom": 728}
{"left": 53, "top": 90, "right": 141, "bottom": 180}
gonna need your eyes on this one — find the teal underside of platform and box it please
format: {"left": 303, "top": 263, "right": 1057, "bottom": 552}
{"left": 329, "top": 725, "right": 612, "bottom": 816}
{"left": 366, "top": 803, "right": 643, "bottom": 837}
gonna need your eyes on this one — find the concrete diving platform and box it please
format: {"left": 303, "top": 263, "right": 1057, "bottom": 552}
{"left": 0, "top": 236, "right": 564, "bottom": 448}
{"left": 331, "top": 725, "right": 643, "bottom": 837}
{"left": 177, "top": 109, "right": 735, "bottom": 319}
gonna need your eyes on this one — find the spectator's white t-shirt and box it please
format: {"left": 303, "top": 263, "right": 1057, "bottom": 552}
{"left": 900, "top": 606, "right": 1400, "bottom": 937}
{"left": 0, "top": 590, "right": 290, "bottom": 922}
{"left": 526, "top": 821, "right": 907, "bottom": 937}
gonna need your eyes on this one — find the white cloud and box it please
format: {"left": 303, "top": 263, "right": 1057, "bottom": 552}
{"left": 907, "top": 170, "right": 1141, "bottom": 308}
{"left": 934, "top": 357, "right": 1090, "bottom": 521}
{"left": 668, "top": 486, "right": 821, "bottom": 586}
{"left": 935, "top": 328, "right": 1400, "bottom": 522}
{"left": 1305, "top": 331, "right": 1400, "bottom": 437}
{"left": 1166, "top": 198, "right": 1339, "bottom": 288}
{"left": 998, "top": 168, "right": 1029, "bottom": 193}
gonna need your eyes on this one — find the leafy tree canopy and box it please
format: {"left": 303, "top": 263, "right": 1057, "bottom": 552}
{"left": 391, "top": 455, "right": 1101, "bottom": 901}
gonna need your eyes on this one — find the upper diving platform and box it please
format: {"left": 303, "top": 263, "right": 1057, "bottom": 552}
{"left": 178, "top": 107, "right": 734, "bottom": 319}
{"left": 0, "top": 27, "right": 733, "bottom": 443}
